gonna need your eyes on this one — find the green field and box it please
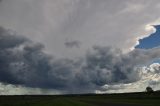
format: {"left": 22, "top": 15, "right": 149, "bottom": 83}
{"left": 0, "top": 91, "right": 160, "bottom": 106}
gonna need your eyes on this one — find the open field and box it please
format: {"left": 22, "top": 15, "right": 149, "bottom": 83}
{"left": 0, "top": 91, "right": 160, "bottom": 106}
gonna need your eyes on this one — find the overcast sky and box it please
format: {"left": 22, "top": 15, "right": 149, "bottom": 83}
{"left": 0, "top": 0, "right": 160, "bottom": 94}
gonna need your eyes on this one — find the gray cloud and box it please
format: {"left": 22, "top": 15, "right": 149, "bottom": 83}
{"left": 0, "top": 27, "right": 160, "bottom": 93}
{"left": 64, "top": 40, "right": 81, "bottom": 48}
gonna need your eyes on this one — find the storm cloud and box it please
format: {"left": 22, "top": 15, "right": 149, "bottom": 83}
{"left": 0, "top": 27, "right": 160, "bottom": 93}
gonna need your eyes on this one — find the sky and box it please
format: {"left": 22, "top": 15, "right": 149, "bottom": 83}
{"left": 136, "top": 25, "right": 160, "bottom": 49}
{"left": 0, "top": 0, "right": 160, "bottom": 95}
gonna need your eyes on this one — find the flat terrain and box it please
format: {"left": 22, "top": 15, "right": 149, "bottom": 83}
{"left": 0, "top": 91, "right": 160, "bottom": 106}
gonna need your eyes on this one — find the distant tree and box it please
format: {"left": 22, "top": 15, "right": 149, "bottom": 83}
{"left": 146, "top": 86, "right": 154, "bottom": 94}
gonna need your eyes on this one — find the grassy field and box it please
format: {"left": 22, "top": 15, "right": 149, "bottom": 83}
{"left": 0, "top": 91, "right": 160, "bottom": 106}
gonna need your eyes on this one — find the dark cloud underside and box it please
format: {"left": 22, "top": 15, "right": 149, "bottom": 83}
{"left": 0, "top": 27, "right": 160, "bottom": 93}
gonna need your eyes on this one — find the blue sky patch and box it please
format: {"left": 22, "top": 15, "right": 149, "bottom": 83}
{"left": 135, "top": 25, "right": 160, "bottom": 49}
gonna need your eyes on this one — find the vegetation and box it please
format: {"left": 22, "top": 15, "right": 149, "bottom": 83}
{"left": 0, "top": 91, "right": 160, "bottom": 106}
{"left": 146, "top": 86, "right": 154, "bottom": 94}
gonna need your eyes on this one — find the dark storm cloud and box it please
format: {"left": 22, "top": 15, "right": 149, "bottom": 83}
{"left": 75, "top": 46, "right": 160, "bottom": 89}
{"left": 64, "top": 40, "right": 81, "bottom": 48}
{"left": 0, "top": 27, "right": 77, "bottom": 90}
{"left": 0, "top": 27, "right": 160, "bottom": 93}
{"left": 0, "top": 27, "right": 28, "bottom": 84}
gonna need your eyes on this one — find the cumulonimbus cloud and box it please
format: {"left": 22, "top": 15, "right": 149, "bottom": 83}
{"left": 0, "top": 27, "right": 160, "bottom": 93}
